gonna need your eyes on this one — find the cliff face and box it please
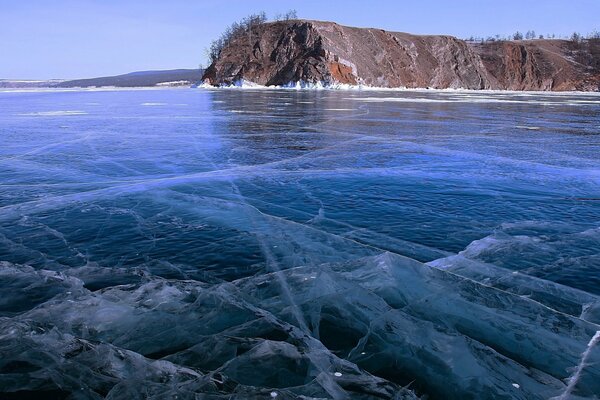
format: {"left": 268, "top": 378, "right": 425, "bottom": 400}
{"left": 470, "top": 40, "right": 600, "bottom": 91}
{"left": 203, "top": 20, "right": 600, "bottom": 91}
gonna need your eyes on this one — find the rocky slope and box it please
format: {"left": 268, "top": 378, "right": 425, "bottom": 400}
{"left": 202, "top": 20, "right": 600, "bottom": 91}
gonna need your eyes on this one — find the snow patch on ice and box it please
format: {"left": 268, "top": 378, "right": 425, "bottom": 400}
{"left": 225, "top": 79, "right": 265, "bottom": 89}
{"left": 2, "top": 87, "right": 188, "bottom": 93}
{"left": 351, "top": 97, "right": 600, "bottom": 105}
{"left": 198, "top": 80, "right": 600, "bottom": 96}
{"left": 18, "top": 110, "right": 88, "bottom": 116}
{"left": 155, "top": 81, "right": 191, "bottom": 86}
{"left": 203, "top": 80, "right": 403, "bottom": 91}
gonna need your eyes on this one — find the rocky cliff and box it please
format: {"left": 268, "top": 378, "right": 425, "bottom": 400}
{"left": 202, "top": 20, "right": 600, "bottom": 91}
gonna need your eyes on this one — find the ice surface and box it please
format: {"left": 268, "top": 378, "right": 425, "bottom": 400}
{"left": 2, "top": 253, "right": 599, "bottom": 398}
{"left": 556, "top": 331, "right": 600, "bottom": 400}
{"left": 0, "top": 88, "right": 599, "bottom": 398}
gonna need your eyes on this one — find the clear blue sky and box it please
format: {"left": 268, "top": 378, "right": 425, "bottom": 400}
{"left": 1, "top": 0, "right": 598, "bottom": 79}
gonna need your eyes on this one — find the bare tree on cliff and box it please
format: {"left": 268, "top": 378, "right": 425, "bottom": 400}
{"left": 206, "top": 12, "right": 268, "bottom": 64}
{"left": 275, "top": 10, "right": 298, "bottom": 21}
{"left": 284, "top": 10, "right": 298, "bottom": 20}
{"left": 244, "top": 12, "right": 267, "bottom": 46}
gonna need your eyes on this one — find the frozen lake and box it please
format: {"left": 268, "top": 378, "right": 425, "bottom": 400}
{"left": 1, "top": 88, "right": 600, "bottom": 399}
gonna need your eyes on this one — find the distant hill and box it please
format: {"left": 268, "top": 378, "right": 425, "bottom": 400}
{"left": 0, "top": 69, "right": 203, "bottom": 88}
{"left": 203, "top": 19, "right": 600, "bottom": 91}
{"left": 57, "top": 69, "right": 203, "bottom": 88}
{"left": 0, "top": 79, "right": 65, "bottom": 88}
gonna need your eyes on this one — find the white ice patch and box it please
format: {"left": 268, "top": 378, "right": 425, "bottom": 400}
{"left": 141, "top": 103, "right": 168, "bottom": 106}
{"left": 2, "top": 87, "right": 185, "bottom": 93}
{"left": 155, "top": 81, "right": 191, "bottom": 86}
{"left": 18, "top": 110, "right": 88, "bottom": 116}
{"left": 350, "top": 97, "right": 600, "bottom": 105}
{"left": 228, "top": 110, "right": 262, "bottom": 114}
{"left": 204, "top": 80, "right": 403, "bottom": 91}
{"left": 458, "top": 234, "right": 542, "bottom": 259}
{"left": 352, "top": 97, "right": 446, "bottom": 103}
{"left": 226, "top": 79, "right": 265, "bottom": 89}
{"left": 197, "top": 81, "right": 600, "bottom": 96}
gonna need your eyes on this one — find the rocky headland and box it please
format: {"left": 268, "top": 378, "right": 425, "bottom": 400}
{"left": 202, "top": 20, "right": 600, "bottom": 91}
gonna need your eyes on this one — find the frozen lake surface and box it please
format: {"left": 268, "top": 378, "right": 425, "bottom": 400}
{"left": 1, "top": 88, "right": 600, "bottom": 399}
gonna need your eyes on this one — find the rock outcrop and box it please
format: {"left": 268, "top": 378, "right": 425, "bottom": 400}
{"left": 202, "top": 20, "right": 600, "bottom": 91}
{"left": 470, "top": 40, "right": 600, "bottom": 91}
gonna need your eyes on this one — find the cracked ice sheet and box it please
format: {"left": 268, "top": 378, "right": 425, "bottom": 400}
{"left": 2, "top": 253, "right": 599, "bottom": 399}
{"left": 1, "top": 89, "right": 600, "bottom": 399}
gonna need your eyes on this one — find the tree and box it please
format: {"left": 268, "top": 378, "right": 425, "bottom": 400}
{"left": 206, "top": 37, "right": 224, "bottom": 64}
{"left": 284, "top": 9, "right": 298, "bottom": 20}
{"left": 205, "top": 12, "right": 268, "bottom": 64}
{"left": 525, "top": 30, "right": 536, "bottom": 40}
{"left": 513, "top": 31, "right": 524, "bottom": 40}
{"left": 275, "top": 9, "right": 298, "bottom": 21}
{"left": 571, "top": 32, "right": 582, "bottom": 43}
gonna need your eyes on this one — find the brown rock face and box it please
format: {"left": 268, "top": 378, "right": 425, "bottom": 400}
{"left": 202, "top": 21, "right": 330, "bottom": 86}
{"left": 203, "top": 20, "right": 600, "bottom": 91}
{"left": 471, "top": 40, "right": 600, "bottom": 91}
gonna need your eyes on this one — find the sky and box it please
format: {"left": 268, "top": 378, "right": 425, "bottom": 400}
{"left": 1, "top": 0, "right": 599, "bottom": 79}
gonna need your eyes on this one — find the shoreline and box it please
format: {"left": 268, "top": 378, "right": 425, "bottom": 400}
{"left": 198, "top": 79, "right": 600, "bottom": 95}
{"left": 3, "top": 83, "right": 600, "bottom": 96}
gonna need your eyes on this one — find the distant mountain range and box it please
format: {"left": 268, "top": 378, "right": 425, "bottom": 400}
{"left": 0, "top": 69, "right": 203, "bottom": 88}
